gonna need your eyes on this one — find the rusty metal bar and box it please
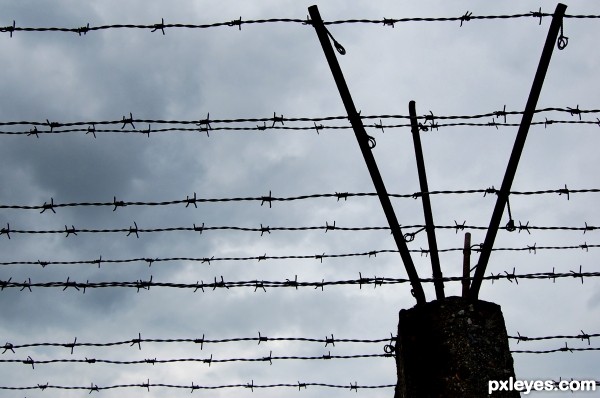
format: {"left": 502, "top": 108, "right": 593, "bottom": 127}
{"left": 308, "top": 5, "right": 426, "bottom": 304}
{"left": 469, "top": 3, "right": 567, "bottom": 299}
{"left": 408, "top": 101, "right": 445, "bottom": 300}
{"left": 462, "top": 232, "right": 472, "bottom": 297}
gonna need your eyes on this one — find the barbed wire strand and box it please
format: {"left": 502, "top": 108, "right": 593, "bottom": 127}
{"left": 1, "top": 331, "right": 596, "bottom": 354}
{"left": 1, "top": 12, "right": 600, "bottom": 38}
{"left": 0, "top": 221, "right": 597, "bottom": 239}
{"left": 0, "top": 379, "right": 596, "bottom": 393}
{"left": 2, "top": 243, "right": 598, "bottom": 268}
{"left": 0, "top": 106, "right": 598, "bottom": 130}
{"left": 1, "top": 269, "right": 598, "bottom": 293}
{"left": 2, "top": 119, "right": 600, "bottom": 137}
{"left": 0, "top": 352, "right": 393, "bottom": 368}
{"left": 2, "top": 344, "right": 599, "bottom": 369}
{"left": 0, "top": 380, "right": 396, "bottom": 392}
{"left": 1, "top": 334, "right": 390, "bottom": 352}
{"left": 1, "top": 186, "right": 598, "bottom": 212}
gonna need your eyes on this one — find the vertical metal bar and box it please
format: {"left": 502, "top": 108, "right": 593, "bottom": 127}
{"left": 469, "top": 3, "right": 567, "bottom": 300}
{"left": 462, "top": 232, "right": 471, "bottom": 297}
{"left": 408, "top": 101, "right": 445, "bottom": 300}
{"left": 308, "top": 5, "right": 426, "bottom": 305}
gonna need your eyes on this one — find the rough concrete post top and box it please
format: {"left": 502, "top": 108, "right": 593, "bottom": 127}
{"left": 395, "top": 296, "right": 518, "bottom": 398}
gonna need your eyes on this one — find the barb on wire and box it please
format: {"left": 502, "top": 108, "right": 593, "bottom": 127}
{"left": 152, "top": 18, "right": 166, "bottom": 35}
{"left": 121, "top": 113, "right": 134, "bottom": 129}
{"left": 459, "top": 11, "right": 473, "bottom": 27}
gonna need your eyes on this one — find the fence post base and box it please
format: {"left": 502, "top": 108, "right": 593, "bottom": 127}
{"left": 394, "top": 296, "right": 519, "bottom": 397}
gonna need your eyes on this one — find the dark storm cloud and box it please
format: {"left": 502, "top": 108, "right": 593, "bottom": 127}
{"left": 0, "top": 1, "right": 599, "bottom": 397}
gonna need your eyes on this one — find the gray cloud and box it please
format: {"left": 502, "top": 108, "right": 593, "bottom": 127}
{"left": 0, "top": 1, "right": 599, "bottom": 397}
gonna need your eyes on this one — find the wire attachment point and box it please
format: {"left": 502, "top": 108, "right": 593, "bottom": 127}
{"left": 324, "top": 26, "right": 346, "bottom": 54}
{"left": 557, "top": 21, "right": 568, "bottom": 50}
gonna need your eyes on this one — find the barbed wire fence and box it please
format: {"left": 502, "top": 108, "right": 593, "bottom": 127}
{"left": 1, "top": 6, "right": 599, "bottom": 396}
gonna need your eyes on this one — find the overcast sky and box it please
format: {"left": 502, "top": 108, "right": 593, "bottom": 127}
{"left": 0, "top": 1, "right": 599, "bottom": 397}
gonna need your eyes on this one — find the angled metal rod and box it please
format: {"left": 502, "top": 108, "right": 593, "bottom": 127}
{"left": 308, "top": 5, "right": 426, "bottom": 305}
{"left": 469, "top": 3, "right": 567, "bottom": 300}
{"left": 408, "top": 101, "right": 445, "bottom": 300}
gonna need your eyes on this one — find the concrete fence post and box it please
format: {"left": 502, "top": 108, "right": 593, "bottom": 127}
{"left": 395, "top": 296, "right": 519, "bottom": 397}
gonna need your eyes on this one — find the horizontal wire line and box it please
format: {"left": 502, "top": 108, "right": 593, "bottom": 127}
{"left": 1, "top": 107, "right": 598, "bottom": 128}
{"left": 1, "top": 380, "right": 597, "bottom": 392}
{"left": 1, "top": 243, "right": 598, "bottom": 267}
{"left": 1, "top": 12, "right": 600, "bottom": 37}
{"left": 509, "top": 333, "right": 600, "bottom": 343}
{"left": 1, "top": 353, "right": 392, "bottom": 367}
{"left": 2, "top": 119, "right": 599, "bottom": 136}
{"left": 0, "top": 381, "right": 396, "bottom": 392}
{"left": 2, "top": 335, "right": 392, "bottom": 351}
{"left": 3, "top": 345, "right": 599, "bottom": 368}
{"left": 0, "top": 222, "right": 598, "bottom": 237}
{"left": 0, "top": 186, "right": 597, "bottom": 211}
{"left": 3, "top": 331, "right": 596, "bottom": 353}
{"left": 1, "top": 271, "right": 598, "bottom": 292}
{"left": 511, "top": 347, "right": 600, "bottom": 354}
